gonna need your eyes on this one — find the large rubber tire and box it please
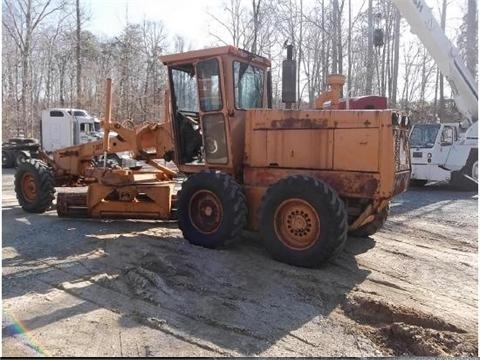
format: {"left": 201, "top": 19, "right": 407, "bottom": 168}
{"left": 2, "top": 150, "right": 14, "bottom": 168}
{"left": 258, "top": 175, "right": 348, "bottom": 268}
{"left": 15, "top": 151, "right": 28, "bottom": 167}
{"left": 450, "top": 150, "right": 478, "bottom": 191}
{"left": 177, "top": 171, "right": 247, "bottom": 248}
{"left": 350, "top": 204, "right": 390, "bottom": 237}
{"left": 14, "top": 159, "right": 55, "bottom": 213}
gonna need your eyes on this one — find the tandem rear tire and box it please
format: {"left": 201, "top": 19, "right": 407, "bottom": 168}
{"left": 258, "top": 175, "right": 348, "bottom": 268}
{"left": 350, "top": 204, "right": 390, "bottom": 237}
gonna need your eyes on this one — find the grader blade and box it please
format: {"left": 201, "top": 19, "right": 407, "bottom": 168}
{"left": 57, "top": 191, "right": 89, "bottom": 217}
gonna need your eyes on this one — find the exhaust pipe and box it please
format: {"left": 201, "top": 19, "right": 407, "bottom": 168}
{"left": 282, "top": 44, "right": 296, "bottom": 109}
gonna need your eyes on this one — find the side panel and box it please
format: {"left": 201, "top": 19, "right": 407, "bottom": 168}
{"left": 265, "top": 129, "right": 333, "bottom": 169}
{"left": 333, "top": 128, "right": 379, "bottom": 172}
{"left": 245, "top": 109, "right": 386, "bottom": 173}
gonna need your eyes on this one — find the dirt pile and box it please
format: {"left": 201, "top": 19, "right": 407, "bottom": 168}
{"left": 342, "top": 295, "right": 477, "bottom": 356}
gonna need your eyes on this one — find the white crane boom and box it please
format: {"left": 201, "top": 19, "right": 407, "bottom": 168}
{"left": 391, "top": 0, "right": 478, "bottom": 125}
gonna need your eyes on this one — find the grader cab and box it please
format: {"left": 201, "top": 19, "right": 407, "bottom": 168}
{"left": 15, "top": 46, "right": 410, "bottom": 268}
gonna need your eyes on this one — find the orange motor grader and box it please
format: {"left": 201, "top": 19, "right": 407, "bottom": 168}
{"left": 15, "top": 46, "right": 410, "bottom": 267}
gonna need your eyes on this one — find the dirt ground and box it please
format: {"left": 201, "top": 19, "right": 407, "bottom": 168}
{"left": 2, "top": 168, "right": 478, "bottom": 357}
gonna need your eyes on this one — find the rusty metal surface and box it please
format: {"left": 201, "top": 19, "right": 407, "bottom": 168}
{"left": 244, "top": 167, "right": 380, "bottom": 199}
{"left": 87, "top": 182, "right": 173, "bottom": 220}
{"left": 274, "top": 198, "right": 320, "bottom": 250}
{"left": 315, "top": 74, "right": 346, "bottom": 109}
{"left": 393, "top": 128, "right": 411, "bottom": 172}
{"left": 56, "top": 191, "right": 88, "bottom": 217}
{"left": 188, "top": 190, "right": 223, "bottom": 234}
{"left": 393, "top": 171, "right": 411, "bottom": 196}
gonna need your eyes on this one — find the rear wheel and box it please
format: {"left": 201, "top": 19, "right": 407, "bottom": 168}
{"left": 350, "top": 204, "right": 389, "bottom": 237}
{"left": 177, "top": 171, "right": 247, "bottom": 248}
{"left": 259, "top": 176, "right": 347, "bottom": 268}
{"left": 14, "top": 159, "right": 55, "bottom": 213}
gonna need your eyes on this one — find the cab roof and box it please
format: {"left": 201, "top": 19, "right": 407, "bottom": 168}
{"left": 160, "top": 46, "right": 271, "bottom": 68}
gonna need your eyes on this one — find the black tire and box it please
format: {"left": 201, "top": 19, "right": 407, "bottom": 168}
{"left": 409, "top": 179, "right": 428, "bottom": 187}
{"left": 15, "top": 151, "right": 28, "bottom": 167}
{"left": 350, "top": 204, "right": 390, "bottom": 237}
{"left": 177, "top": 171, "right": 247, "bottom": 248}
{"left": 258, "top": 175, "right": 347, "bottom": 268}
{"left": 2, "top": 150, "right": 14, "bottom": 168}
{"left": 450, "top": 149, "right": 478, "bottom": 191}
{"left": 14, "top": 159, "right": 55, "bottom": 213}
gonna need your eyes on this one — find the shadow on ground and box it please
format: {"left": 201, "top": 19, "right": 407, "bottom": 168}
{"left": 3, "top": 194, "right": 374, "bottom": 355}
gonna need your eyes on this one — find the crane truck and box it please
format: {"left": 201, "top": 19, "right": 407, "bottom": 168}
{"left": 13, "top": 46, "right": 410, "bottom": 268}
{"left": 391, "top": 0, "right": 478, "bottom": 189}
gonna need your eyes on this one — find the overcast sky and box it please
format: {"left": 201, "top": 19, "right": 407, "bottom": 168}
{"left": 83, "top": 0, "right": 214, "bottom": 48}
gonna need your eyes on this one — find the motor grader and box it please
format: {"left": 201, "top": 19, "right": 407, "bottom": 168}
{"left": 14, "top": 46, "right": 410, "bottom": 268}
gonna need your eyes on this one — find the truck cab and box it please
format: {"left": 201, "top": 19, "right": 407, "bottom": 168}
{"left": 161, "top": 46, "right": 271, "bottom": 180}
{"left": 409, "top": 122, "right": 459, "bottom": 183}
{"left": 409, "top": 121, "right": 478, "bottom": 186}
{"left": 41, "top": 108, "right": 101, "bottom": 152}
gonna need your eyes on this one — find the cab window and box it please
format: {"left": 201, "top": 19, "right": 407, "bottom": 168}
{"left": 441, "top": 126, "right": 454, "bottom": 146}
{"left": 196, "top": 59, "right": 222, "bottom": 112}
{"left": 171, "top": 65, "right": 199, "bottom": 112}
{"left": 233, "top": 61, "right": 264, "bottom": 109}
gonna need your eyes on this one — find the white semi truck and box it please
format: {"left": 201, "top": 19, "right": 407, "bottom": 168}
{"left": 3, "top": 108, "right": 102, "bottom": 168}
{"left": 41, "top": 108, "right": 102, "bottom": 153}
{"left": 391, "top": 0, "right": 478, "bottom": 189}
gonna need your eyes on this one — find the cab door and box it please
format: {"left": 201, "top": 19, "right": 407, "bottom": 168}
{"left": 436, "top": 125, "right": 455, "bottom": 166}
{"left": 196, "top": 58, "right": 230, "bottom": 166}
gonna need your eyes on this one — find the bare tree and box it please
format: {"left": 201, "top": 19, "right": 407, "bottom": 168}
{"left": 458, "top": 0, "right": 477, "bottom": 81}
{"left": 76, "top": 0, "right": 81, "bottom": 107}
{"left": 2, "top": 0, "right": 68, "bottom": 136}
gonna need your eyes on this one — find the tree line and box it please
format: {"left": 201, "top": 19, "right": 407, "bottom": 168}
{"left": 2, "top": 0, "right": 477, "bottom": 140}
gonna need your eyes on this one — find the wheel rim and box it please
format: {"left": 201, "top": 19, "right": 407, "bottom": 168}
{"left": 21, "top": 173, "right": 38, "bottom": 203}
{"left": 274, "top": 198, "right": 320, "bottom": 250}
{"left": 188, "top": 190, "right": 223, "bottom": 234}
{"left": 472, "top": 161, "right": 478, "bottom": 181}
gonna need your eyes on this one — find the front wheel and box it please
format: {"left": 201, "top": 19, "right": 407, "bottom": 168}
{"left": 258, "top": 175, "right": 347, "bottom": 268}
{"left": 14, "top": 159, "right": 55, "bottom": 213}
{"left": 177, "top": 171, "right": 247, "bottom": 248}
{"left": 2, "top": 150, "right": 14, "bottom": 168}
{"left": 450, "top": 150, "right": 478, "bottom": 191}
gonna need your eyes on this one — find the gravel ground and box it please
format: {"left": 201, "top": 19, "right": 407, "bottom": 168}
{"left": 2, "top": 168, "right": 478, "bottom": 356}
